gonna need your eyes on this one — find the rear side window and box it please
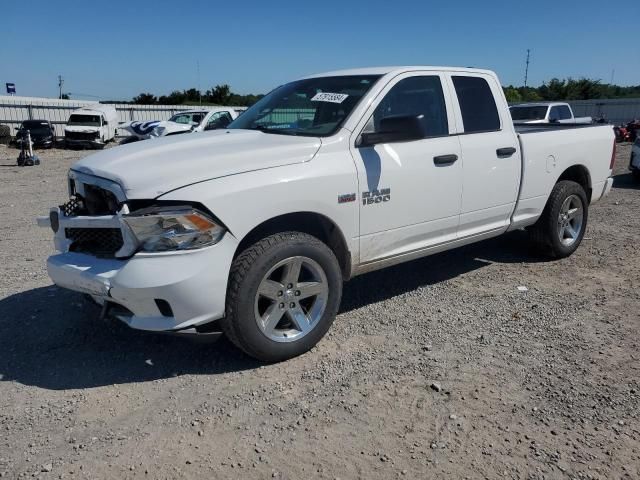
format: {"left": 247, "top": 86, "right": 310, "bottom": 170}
{"left": 366, "top": 75, "right": 449, "bottom": 137}
{"left": 452, "top": 76, "right": 500, "bottom": 133}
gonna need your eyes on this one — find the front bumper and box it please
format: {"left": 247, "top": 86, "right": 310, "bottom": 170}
{"left": 46, "top": 234, "right": 237, "bottom": 332}
{"left": 65, "top": 138, "right": 104, "bottom": 148}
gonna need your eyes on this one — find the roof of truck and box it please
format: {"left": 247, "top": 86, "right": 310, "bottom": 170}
{"left": 510, "top": 102, "right": 569, "bottom": 108}
{"left": 303, "top": 66, "right": 495, "bottom": 78}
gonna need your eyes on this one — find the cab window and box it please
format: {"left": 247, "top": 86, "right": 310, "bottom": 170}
{"left": 363, "top": 76, "right": 449, "bottom": 137}
{"left": 452, "top": 76, "right": 500, "bottom": 133}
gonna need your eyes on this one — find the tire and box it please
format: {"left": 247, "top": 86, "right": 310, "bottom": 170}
{"left": 222, "top": 232, "right": 342, "bottom": 362}
{"left": 632, "top": 170, "right": 640, "bottom": 182}
{"left": 529, "top": 180, "right": 588, "bottom": 258}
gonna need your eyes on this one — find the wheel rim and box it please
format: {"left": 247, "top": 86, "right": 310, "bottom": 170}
{"left": 557, "top": 194, "right": 584, "bottom": 247}
{"left": 254, "top": 256, "right": 329, "bottom": 343}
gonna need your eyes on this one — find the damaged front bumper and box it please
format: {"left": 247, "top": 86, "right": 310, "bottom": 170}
{"left": 37, "top": 205, "right": 238, "bottom": 333}
{"left": 44, "top": 236, "right": 236, "bottom": 332}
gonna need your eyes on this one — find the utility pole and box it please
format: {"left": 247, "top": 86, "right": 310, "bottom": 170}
{"left": 58, "top": 75, "right": 64, "bottom": 99}
{"left": 524, "top": 49, "right": 530, "bottom": 88}
{"left": 610, "top": 69, "right": 615, "bottom": 85}
{"left": 197, "top": 61, "right": 201, "bottom": 105}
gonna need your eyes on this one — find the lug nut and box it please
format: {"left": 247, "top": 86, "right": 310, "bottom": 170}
{"left": 277, "top": 291, "right": 283, "bottom": 297}
{"left": 279, "top": 303, "right": 285, "bottom": 309}
{"left": 289, "top": 302, "right": 295, "bottom": 308}
{"left": 295, "top": 290, "right": 301, "bottom": 296}
{"left": 287, "top": 283, "right": 293, "bottom": 289}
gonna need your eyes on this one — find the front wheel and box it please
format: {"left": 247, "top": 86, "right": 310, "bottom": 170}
{"left": 529, "top": 180, "right": 588, "bottom": 258}
{"left": 222, "top": 232, "right": 343, "bottom": 362}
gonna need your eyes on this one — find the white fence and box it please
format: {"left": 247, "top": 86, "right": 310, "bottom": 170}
{"left": 0, "top": 95, "right": 245, "bottom": 137}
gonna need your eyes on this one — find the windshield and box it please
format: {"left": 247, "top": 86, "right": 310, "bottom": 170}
{"left": 228, "top": 75, "right": 381, "bottom": 137}
{"left": 510, "top": 106, "right": 548, "bottom": 121}
{"left": 67, "top": 114, "right": 101, "bottom": 127}
{"left": 169, "top": 112, "right": 206, "bottom": 125}
{"left": 19, "top": 121, "right": 50, "bottom": 133}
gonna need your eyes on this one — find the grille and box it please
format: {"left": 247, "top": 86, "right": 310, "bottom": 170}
{"left": 66, "top": 228, "right": 124, "bottom": 257}
{"left": 59, "top": 196, "right": 84, "bottom": 216}
{"left": 66, "top": 131, "right": 98, "bottom": 141}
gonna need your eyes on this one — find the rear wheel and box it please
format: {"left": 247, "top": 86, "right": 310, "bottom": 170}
{"left": 222, "top": 232, "right": 342, "bottom": 362}
{"left": 529, "top": 180, "right": 588, "bottom": 258}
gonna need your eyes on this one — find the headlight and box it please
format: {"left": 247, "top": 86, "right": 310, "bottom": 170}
{"left": 122, "top": 206, "right": 225, "bottom": 252}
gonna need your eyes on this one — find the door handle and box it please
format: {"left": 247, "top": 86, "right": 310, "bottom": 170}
{"left": 496, "top": 147, "right": 516, "bottom": 158}
{"left": 433, "top": 154, "right": 458, "bottom": 166}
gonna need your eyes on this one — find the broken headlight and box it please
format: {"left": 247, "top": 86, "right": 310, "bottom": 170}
{"left": 122, "top": 206, "right": 225, "bottom": 252}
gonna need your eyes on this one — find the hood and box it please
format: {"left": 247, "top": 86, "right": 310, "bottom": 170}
{"left": 72, "top": 129, "right": 322, "bottom": 199}
{"left": 66, "top": 126, "right": 101, "bottom": 133}
{"left": 149, "top": 121, "right": 193, "bottom": 137}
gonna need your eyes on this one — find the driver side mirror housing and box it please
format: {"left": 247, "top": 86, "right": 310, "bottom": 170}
{"left": 359, "top": 114, "right": 426, "bottom": 147}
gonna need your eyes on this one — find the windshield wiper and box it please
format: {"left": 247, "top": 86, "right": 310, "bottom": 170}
{"left": 246, "top": 126, "right": 299, "bottom": 136}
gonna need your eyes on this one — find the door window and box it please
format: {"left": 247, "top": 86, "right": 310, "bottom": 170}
{"left": 452, "top": 76, "right": 501, "bottom": 133}
{"left": 206, "top": 111, "right": 233, "bottom": 129}
{"left": 364, "top": 76, "right": 449, "bottom": 137}
{"left": 558, "top": 105, "right": 572, "bottom": 120}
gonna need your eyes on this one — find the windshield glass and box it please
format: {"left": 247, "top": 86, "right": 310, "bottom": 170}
{"left": 19, "top": 121, "right": 50, "bottom": 133}
{"left": 228, "top": 75, "right": 381, "bottom": 137}
{"left": 67, "top": 114, "right": 101, "bottom": 127}
{"left": 169, "top": 112, "right": 206, "bottom": 125}
{"left": 509, "top": 106, "right": 548, "bottom": 121}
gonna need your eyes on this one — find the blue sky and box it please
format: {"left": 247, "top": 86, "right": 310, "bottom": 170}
{"left": 2, "top": 0, "right": 638, "bottom": 100}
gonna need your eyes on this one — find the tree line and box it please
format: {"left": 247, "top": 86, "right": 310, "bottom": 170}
{"left": 122, "top": 78, "right": 640, "bottom": 107}
{"left": 504, "top": 78, "right": 640, "bottom": 103}
{"left": 130, "top": 85, "right": 263, "bottom": 106}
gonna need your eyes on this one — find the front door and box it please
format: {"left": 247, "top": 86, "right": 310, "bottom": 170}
{"left": 350, "top": 73, "right": 463, "bottom": 264}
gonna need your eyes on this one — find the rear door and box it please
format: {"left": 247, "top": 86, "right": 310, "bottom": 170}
{"left": 447, "top": 74, "right": 521, "bottom": 238}
{"left": 350, "top": 73, "right": 463, "bottom": 263}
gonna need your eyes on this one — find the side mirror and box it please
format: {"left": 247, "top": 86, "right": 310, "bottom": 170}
{"left": 103, "top": 120, "right": 109, "bottom": 125}
{"left": 359, "top": 114, "right": 426, "bottom": 147}
{"left": 549, "top": 118, "right": 558, "bottom": 124}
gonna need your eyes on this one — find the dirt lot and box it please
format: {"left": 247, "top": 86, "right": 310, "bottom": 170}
{"left": 0, "top": 142, "right": 638, "bottom": 479}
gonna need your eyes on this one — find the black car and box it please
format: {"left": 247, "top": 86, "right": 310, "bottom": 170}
{"left": 15, "top": 120, "right": 56, "bottom": 148}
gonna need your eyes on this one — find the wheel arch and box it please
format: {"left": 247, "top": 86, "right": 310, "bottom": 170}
{"left": 234, "top": 212, "right": 352, "bottom": 280}
{"left": 557, "top": 164, "right": 592, "bottom": 202}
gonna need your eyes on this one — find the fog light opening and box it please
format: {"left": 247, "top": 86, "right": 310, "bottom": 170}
{"left": 154, "top": 299, "right": 174, "bottom": 317}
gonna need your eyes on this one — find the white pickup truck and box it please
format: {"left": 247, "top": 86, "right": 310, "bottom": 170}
{"left": 510, "top": 102, "right": 592, "bottom": 125}
{"left": 119, "top": 108, "right": 240, "bottom": 141}
{"left": 39, "top": 66, "right": 615, "bottom": 362}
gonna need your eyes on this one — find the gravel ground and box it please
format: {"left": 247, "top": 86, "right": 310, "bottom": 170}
{"left": 0, "top": 142, "right": 638, "bottom": 479}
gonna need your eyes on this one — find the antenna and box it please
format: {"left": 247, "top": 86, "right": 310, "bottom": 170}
{"left": 524, "top": 49, "right": 530, "bottom": 88}
{"left": 58, "top": 75, "right": 64, "bottom": 99}
{"left": 197, "top": 60, "right": 201, "bottom": 105}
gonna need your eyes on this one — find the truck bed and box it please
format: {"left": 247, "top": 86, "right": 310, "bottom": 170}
{"left": 515, "top": 123, "right": 609, "bottom": 134}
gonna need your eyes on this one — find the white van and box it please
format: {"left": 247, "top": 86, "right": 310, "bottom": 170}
{"left": 64, "top": 105, "right": 118, "bottom": 149}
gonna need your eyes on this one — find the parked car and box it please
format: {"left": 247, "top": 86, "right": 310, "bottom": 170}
{"left": 14, "top": 120, "right": 56, "bottom": 148}
{"left": 630, "top": 136, "right": 640, "bottom": 181}
{"left": 119, "top": 108, "right": 240, "bottom": 141}
{"left": 64, "top": 105, "right": 118, "bottom": 149}
{"left": 38, "top": 66, "right": 614, "bottom": 362}
{"left": 510, "top": 102, "right": 592, "bottom": 125}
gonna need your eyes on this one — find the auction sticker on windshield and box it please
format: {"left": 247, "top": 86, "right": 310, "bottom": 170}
{"left": 311, "top": 92, "right": 349, "bottom": 103}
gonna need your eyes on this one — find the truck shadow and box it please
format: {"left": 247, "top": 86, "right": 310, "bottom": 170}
{"left": 0, "top": 231, "right": 542, "bottom": 391}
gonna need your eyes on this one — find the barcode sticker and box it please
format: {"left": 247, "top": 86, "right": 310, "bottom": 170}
{"left": 311, "top": 92, "right": 349, "bottom": 104}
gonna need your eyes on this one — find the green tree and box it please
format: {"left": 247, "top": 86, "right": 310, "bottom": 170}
{"left": 206, "top": 84, "right": 232, "bottom": 105}
{"left": 503, "top": 86, "right": 522, "bottom": 103}
{"left": 132, "top": 93, "right": 157, "bottom": 104}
